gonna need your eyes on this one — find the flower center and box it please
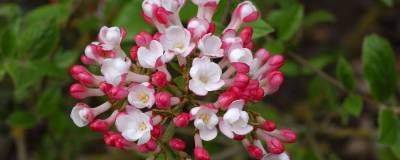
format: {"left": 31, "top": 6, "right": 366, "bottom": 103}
{"left": 199, "top": 113, "right": 210, "bottom": 124}
{"left": 198, "top": 74, "right": 209, "bottom": 84}
{"left": 174, "top": 42, "right": 184, "bottom": 49}
{"left": 138, "top": 121, "right": 147, "bottom": 131}
{"left": 138, "top": 93, "right": 149, "bottom": 103}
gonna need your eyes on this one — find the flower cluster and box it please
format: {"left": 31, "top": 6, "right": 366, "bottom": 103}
{"left": 69, "top": 0, "right": 296, "bottom": 159}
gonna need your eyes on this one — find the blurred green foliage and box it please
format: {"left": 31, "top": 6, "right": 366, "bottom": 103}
{"left": 0, "top": 0, "right": 399, "bottom": 160}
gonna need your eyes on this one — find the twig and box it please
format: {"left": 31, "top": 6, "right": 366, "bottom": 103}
{"left": 287, "top": 52, "right": 380, "bottom": 110}
{"left": 220, "top": 0, "right": 233, "bottom": 25}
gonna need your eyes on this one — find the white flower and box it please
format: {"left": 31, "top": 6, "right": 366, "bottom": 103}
{"left": 160, "top": 0, "right": 184, "bottom": 12}
{"left": 101, "top": 58, "right": 131, "bottom": 86}
{"left": 70, "top": 102, "right": 111, "bottom": 127}
{"left": 142, "top": 0, "right": 161, "bottom": 18}
{"left": 228, "top": 48, "right": 253, "bottom": 65}
{"left": 192, "top": 0, "right": 220, "bottom": 6}
{"left": 128, "top": 83, "right": 155, "bottom": 109}
{"left": 236, "top": 1, "right": 258, "bottom": 21}
{"left": 191, "top": 106, "right": 219, "bottom": 141}
{"left": 221, "top": 29, "right": 243, "bottom": 52}
{"left": 219, "top": 100, "right": 253, "bottom": 138}
{"left": 160, "top": 26, "right": 195, "bottom": 57}
{"left": 187, "top": 18, "right": 209, "bottom": 40}
{"left": 264, "top": 152, "right": 290, "bottom": 160}
{"left": 115, "top": 108, "right": 153, "bottom": 145}
{"left": 138, "top": 40, "right": 175, "bottom": 68}
{"left": 189, "top": 57, "right": 224, "bottom": 95}
{"left": 70, "top": 103, "right": 93, "bottom": 127}
{"left": 198, "top": 33, "right": 224, "bottom": 58}
{"left": 98, "top": 26, "right": 124, "bottom": 51}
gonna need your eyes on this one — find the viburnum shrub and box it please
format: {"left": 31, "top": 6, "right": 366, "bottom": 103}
{"left": 69, "top": 0, "right": 296, "bottom": 159}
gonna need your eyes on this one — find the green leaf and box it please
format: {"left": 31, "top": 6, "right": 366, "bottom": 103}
{"left": 362, "top": 34, "right": 397, "bottom": 100}
{"left": 268, "top": 4, "right": 304, "bottom": 41}
{"left": 179, "top": 2, "right": 198, "bottom": 22}
{"left": 4, "top": 59, "right": 43, "bottom": 100}
{"left": 280, "top": 60, "right": 301, "bottom": 77}
{"left": 244, "top": 19, "right": 274, "bottom": 39}
{"left": 114, "top": 0, "right": 152, "bottom": 39}
{"left": 343, "top": 94, "right": 363, "bottom": 117}
{"left": 378, "top": 108, "right": 399, "bottom": 145}
{"left": 19, "top": 20, "right": 60, "bottom": 58}
{"left": 0, "top": 22, "right": 18, "bottom": 59}
{"left": 36, "top": 87, "right": 61, "bottom": 118}
{"left": 381, "top": 0, "right": 394, "bottom": 7}
{"left": 391, "top": 132, "right": 400, "bottom": 159}
{"left": 7, "top": 111, "right": 38, "bottom": 128}
{"left": 336, "top": 57, "right": 355, "bottom": 91}
{"left": 304, "top": 10, "right": 335, "bottom": 27}
{"left": 265, "top": 40, "right": 285, "bottom": 54}
{"left": 24, "top": 3, "right": 69, "bottom": 25}
{"left": 54, "top": 50, "right": 79, "bottom": 69}
{"left": 0, "top": 67, "right": 5, "bottom": 81}
{"left": 0, "top": 3, "right": 21, "bottom": 23}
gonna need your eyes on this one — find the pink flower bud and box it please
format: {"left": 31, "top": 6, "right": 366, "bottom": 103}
{"left": 145, "top": 139, "right": 158, "bottom": 151}
{"left": 70, "top": 83, "right": 105, "bottom": 99}
{"left": 232, "top": 62, "right": 250, "bottom": 73}
{"left": 267, "top": 138, "right": 284, "bottom": 154}
{"left": 99, "top": 82, "right": 113, "bottom": 93}
{"left": 234, "top": 1, "right": 259, "bottom": 23}
{"left": 69, "top": 83, "right": 92, "bottom": 99}
{"left": 151, "top": 124, "right": 165, "bottom": 138}
{"left": 250, "top": 87, "right": 264, "bottom": 101}
{"left": 267, "top": 55, "right": 285, "bottom": 71}
{"left": 244, "top": 41, "right": 254, "bottom": 50}
{"left": 217, "top": 91, "right": 238, "bottom": 109}
{"left": 114, "top": 137, "right": 130, "bottom": 149}
{"left": 169, "top": 138, "right": 186, "bottom": 151}
{"left": 151, "top": 71, "right": 168, "bottom": 87}
{"left": 90, "top": 119, "right": 109, "bottom": 133}
{"left": 239, "top": 27, "right": 253, "bottom": 44}
{"left": 135, "top": 31, "right": 153, "bottom": 46}
{"left": 264, "top": 71, "right": 284, "bottom": 94}
{"left": 194, "top": 147, "right": 210, "bottom": 160}
{"left": 153, "top": 32, "right": 162, "bottom": 41}
{"left": 108, "top": 86, "right": 128, "bottom": 100}
{"left": 255, "top": 48, "right": 270, "bottom": 62}
{"left": 80, "top": 55, "right": 96, "bottom": 65}
{"left": 280, "top": 129, "right": 297, "bottom": 143}
{"left": 70, "top": 65, "right": 98, "bottom": 86}
{"left": 247, "top": 144, "right": 264, "bottom": 159}
{"left": 261, "top": 120, "right": 276, "bottom": 132}
{"left": 138, "top": 144, "right": 150, "bottom": 153}
{"left": 233, "top": 134, "right": 245, "bottom": 141}
{"left": 233, "top": 73, "right": 250, "bottom": 88}
{"left": 155, "top": 7, "right": 170, "bottom": 24}
{"left": 208, "top": 22, "right": 216, "bottom": 34}
{"left": 155, "top": 92, "right": 172, "bottom": 109}
{"left": 247, "top": 79, "right": 260, "bottom": 90}
{"left": 174, "top": 113, "right": 191, "bottom": 128}
{"left": 104, "top": 132, "right": 130, "bottom": 149}
{"left": 130, "top": 45, "right": 139, "bottom": 61}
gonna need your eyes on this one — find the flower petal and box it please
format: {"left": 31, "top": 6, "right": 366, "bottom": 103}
{"left": 189, "top": 79, "right": 208, "bottom": 96}
{"left": 223, "top": 108, "right": 240, "bottom": 123}
{"left": 199, "top": 127, "right": 218, "bottom": 141}
{"left": 232, "top": 124, "right": 253, "bottom": 135}
{"left": 122, "top": 128, "right": 143, "bottom": 141}
{"left": 205, "top": 80, "right": 225, "bottom": 91}
{"left": 137, "top": 131, "right": 151, "bottom": 145}
{"left": 219, "top": 120, "right": 234, "bottom": 139}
